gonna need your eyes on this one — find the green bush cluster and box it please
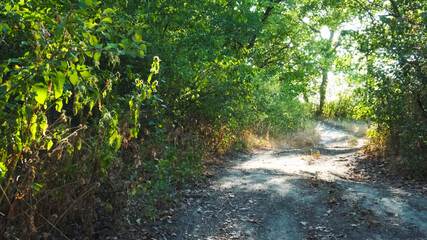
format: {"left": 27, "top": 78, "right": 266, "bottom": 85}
{"left": 322, "top": 88, "right": 370, "bottom": 121}
{"left": 0, "top": 0, "right": 313, "bottom": 238}
{"left": 355, "top": 0, "right": 427, "bottom": 178}
{"left": 322, "top": 94, "right": 356, "bottom": 120}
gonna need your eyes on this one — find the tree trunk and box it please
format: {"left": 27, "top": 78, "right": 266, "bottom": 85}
{"left": 317, "top": 69, "right": 328, "bottom": 116}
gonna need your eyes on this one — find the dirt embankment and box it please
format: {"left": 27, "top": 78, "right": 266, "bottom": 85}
{"left": 150, "top": 122, "right": 427, "bottom": 239}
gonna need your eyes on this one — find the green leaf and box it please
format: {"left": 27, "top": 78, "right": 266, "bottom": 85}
{"left": 77, "top": 138, "right": 82, "bottom": 150}
{"left": 70, "top": 52, "right": 78, "bottom": 60}
{"left": 55, "top": 99, "right": 63, "bottom": 112}
{"left": 90, "top": 35, "right": 98, "bottom": 46}
{"left": 84, "top": 0, "right": 94, "bottom": 7}
{"left": 61, "top": 60, "right": 68, "bottom": 69}
{"left": 54, "top": 72, "right": 65, "bottom": 99}
{"left": 54, "top": 24, "right": 65, "bottom": 39}
{"left": 30, "top": 183, "right": 44, "bottom": 192}
{"left": 102, "top": 31, "right": 111, "bottom": 40}
{"left": 89, "top": 100, "right": 95, "bottom": 112}
{"left": 1, "top": 23, "right": 11, "bottom": 34}
{"left": 107, "top": 43, "right": 117, "bottom": 48}
{"left": 115, "top": 134, "right": 121, "bottom": 150}
{"left": 103, "top": 8, "right": 114, "bottom": 14}
{"left": 94, "top": 52, "right": 101, "bottom": 62}
{"left": 30, "top": 115, "right": 37, "bottom": 140}
{"left": 102, "top": 17, "right": 113, "bottom": 23}
{"left": 70, "top": 70, "right": 79, "bottom": 85}
{"left": 109, "top": 132, "right": 116, "bottom": 146}
{"left": 80, "top": 71, "right": 92, "bottom": 79}
{"left": 32, "top": 83, "right": 48, "bottom": 104}
{"left": 134, "top": 32, "right": 142, "bottom": 42}
{"left": 86, "top": 20, "right": 98, "bottom": 29}
{"left": 40, "top": 115, "right": 48, "bottom": 135}
{"left": 0, "top": 161, "right": 7, "bottom": 179}
{"left": 85, "top": 51, "right": 93, "bottom": 58}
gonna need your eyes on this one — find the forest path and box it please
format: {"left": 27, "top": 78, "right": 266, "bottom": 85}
{"left": 161, "top": 122, "right": 427, "bottom": 239}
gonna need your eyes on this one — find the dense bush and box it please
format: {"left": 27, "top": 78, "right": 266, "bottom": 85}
{"left": 322, "top": 94, "right": 356, "bottom": 120}
{"left": 0, "top": 0, "right": 313, "bottom": 238}
{"left": 355, "top": 0, "right": 427, "bottom": 178}
{"left": 322, "top": 87, "right": 371, "bottom": 121}
{"left": 0, "top": 0, "right": 171, "bottom": 237}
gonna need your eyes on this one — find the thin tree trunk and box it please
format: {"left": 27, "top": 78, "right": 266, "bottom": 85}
{"left": 318, "top": 69, "right": 328, "bottom": 116}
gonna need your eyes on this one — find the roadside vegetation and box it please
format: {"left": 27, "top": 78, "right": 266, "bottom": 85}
{"left": 0, "top": 0, "right": 425, "bottom": 238}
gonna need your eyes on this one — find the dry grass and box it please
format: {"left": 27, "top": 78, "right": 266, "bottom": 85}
{"left": 346, "top": 135, "right": 359, "bottom": 147}
{"left": 282, "top": 127, "right": 321, "bottom": 149}
{"left": 321, "top": 119, "right": 370, "bottom": 138}
{"left": 237, "top": 124, "right": 321, "bottom": 151}
{"left": 237, "top": 129, "right": 275, "bottom": 149}
{"left": 237, "top": 119, "right": 367, "bottom": 152}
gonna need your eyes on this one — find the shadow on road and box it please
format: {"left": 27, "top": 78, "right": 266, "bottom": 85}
{"left": 166, "top": 122, "right": 427, "bottom": 240}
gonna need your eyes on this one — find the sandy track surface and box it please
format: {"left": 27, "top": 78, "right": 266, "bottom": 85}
{"left": 157, "top": 123, "right": 427, "bottom": 239}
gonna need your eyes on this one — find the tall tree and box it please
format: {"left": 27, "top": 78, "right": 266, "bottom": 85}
{"left": 297, "top": 0, "right": 358, "bottom": 115}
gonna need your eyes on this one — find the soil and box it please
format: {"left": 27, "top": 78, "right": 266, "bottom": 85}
{"left": 149, "top": 122, "right": 427, "bottom": 239}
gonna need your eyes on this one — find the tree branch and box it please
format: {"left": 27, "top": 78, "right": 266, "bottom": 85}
{"left": 259, "top": 44, "right": 291, "bottom": 68}
{"left": 247, "top": 35, "right": 258, "bottom": 50}
{"left": 247, "top": 0, "right": 283, "bottom": 50}
{"left": 298, "top": 17, "right": 320, "bottom": 33}
{"left": 353, "top": 0, "right": 376, "bottom": 22}
{"left": 388, "top": 0, "right": 401, "bottom": 18}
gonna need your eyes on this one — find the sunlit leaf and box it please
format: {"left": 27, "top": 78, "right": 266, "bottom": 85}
{"left": 32, "top": 83, "right": 48, "bottom": 104}
{"left": 69, "top": 70, "right": 79, "bottom": 85}
{"left": 94, "top": 52, "right": 101, "bottom": 62}
{"left": 77, "top": 138, "right": 82, "bottom": 150}
{"left": 30, "top": 114, "right": 38, "bottom": 140}
{"left": 55, "top": 99, "right": 63, "bottom": 112}
{"left": 103, "top": 8, "right": 114, "bottom": 14}
{"left": 54, "top": 72, "right": 65, "bottom": 99}
{"left": 134, "top": 32, "right": 142, "bottom": 42}
{"left": 80, "top": 71, "right": 92, "bottom": 79}
{"left": 40, "top": 115, "right": 48, "bottom": 135}
{"left": 90, "top": 35, "right": 98, "bottom": 46}
{"left": 102, "top": 17, "right": 113, "bottom": 23}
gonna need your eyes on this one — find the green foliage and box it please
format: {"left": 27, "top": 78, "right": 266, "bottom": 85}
{"left": 353, "top": 0, "right": 427, "bottom": 177}
{"left": 323, "top": 94, "right": 355, "bottom": 120}
{"left": 323, "top": 89, "right": 371, "bottom": 121}
{"left": 2, "top": 0, "right": 425, "bottom": 238}
{"left": 0, "top": 0, "right": 161, "bottom": 237}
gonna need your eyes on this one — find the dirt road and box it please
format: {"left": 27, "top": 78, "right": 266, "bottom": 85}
{"left": 158, "top": 122, "right": 427, "bottom": 239}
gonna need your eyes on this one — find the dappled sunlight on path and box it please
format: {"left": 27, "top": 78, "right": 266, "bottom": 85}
{"left": 169, "top": 122, "right": 427, "bottom": 240}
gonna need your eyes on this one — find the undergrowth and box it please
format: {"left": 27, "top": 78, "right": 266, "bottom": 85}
{"left": 0, "top": 1, "right": 314, "bottom": 238}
